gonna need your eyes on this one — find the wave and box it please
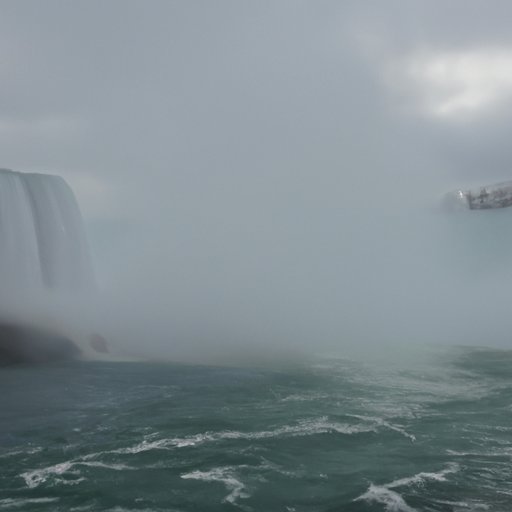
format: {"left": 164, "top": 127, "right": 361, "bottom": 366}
{"left": 355, "top": 485, "right": 417, "bottom": 512}
{"left": 20, "top": 459, "right": 134, "bottom": 489}
{"left": 354, "top": 463, "right": 460, "bottom": 511}
{"left": 279, "top": 392, "right": 330, "bottom": 402}
{"left": 19, "top": 415, "right": 418, "bottom": 492}
{"left": 111, "top": 416, "right": 383, "bottom": 456}
{"left": 0, "top": 497, "right": 59, "bottom": 509}
{"left": 430, "top": 499, "right": 490, "bottom": 511}
{"left": 181, "top": 466, "right": 249, "bottom": 505}
{"left": 385, "top": 463, "right": 459, "bottom": 488}
{"left": 447, "top": 448, "right": 512, "bottom": 458}
{"left": 21, "top": 461, "right": 75, "bottom": 488}
{"left": 0, "top": 446, "right": 42, "bottom": 459}
{"left": 347, "top": 414, "right": 416, "bottom": 442}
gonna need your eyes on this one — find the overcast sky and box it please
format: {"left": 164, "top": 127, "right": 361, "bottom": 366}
{"left": 3, "top": 1, "right": 512, "bottom": 358}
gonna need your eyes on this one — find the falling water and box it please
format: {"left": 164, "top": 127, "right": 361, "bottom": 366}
{"left": 0, "top": 168, "right": 94, "bottom": 295}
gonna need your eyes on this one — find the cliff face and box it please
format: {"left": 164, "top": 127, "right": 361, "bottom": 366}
{"left": 0, "top": 323, "right": 81, "bottom": 365}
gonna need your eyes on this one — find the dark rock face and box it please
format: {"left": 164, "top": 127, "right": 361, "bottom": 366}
{"left": 0, "top": 324, "right": 81, "bottom": 365}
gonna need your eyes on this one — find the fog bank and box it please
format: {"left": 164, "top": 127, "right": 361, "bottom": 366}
{"left": 2, "top": 1, "right": 512, "bottom": 361}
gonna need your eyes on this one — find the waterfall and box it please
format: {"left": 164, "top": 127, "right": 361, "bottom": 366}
{"left": 0, "top": 168, "right": 94, "bottom": 296}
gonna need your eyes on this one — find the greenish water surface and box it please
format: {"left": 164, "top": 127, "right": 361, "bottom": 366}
{"left": 1, "top": 346, "right": 512, "bottom": 511}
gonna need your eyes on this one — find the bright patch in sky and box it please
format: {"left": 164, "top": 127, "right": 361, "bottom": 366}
{"left": 404, "top": 48, "right": 512, "bottom": 118}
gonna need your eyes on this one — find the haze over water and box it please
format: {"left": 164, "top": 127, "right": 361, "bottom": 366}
{"left": 1, "top": 1, "right": 512, "bottom": 358}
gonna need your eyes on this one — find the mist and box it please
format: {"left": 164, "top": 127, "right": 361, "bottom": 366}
{"left": 2, "top": 1, "right": 512, "bottom": 362}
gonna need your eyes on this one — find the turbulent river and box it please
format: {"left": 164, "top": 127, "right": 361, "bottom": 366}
{"left": 1, "top": 345, "right": 512, "bottom": 511}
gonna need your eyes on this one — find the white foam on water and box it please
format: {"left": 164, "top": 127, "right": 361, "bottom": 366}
{"left": 355, "top": 463, "right": 460, "bottom": 511}
{"left": 0, "top": 447, "right": 42, "bottom": 459}
{"left": 80, "top": 461, "right": 133, "bottom": 471}
{"left": 0, "top": 497, "right": 59, "bottom": 509}
{"left": 20, "top": 459, "right": 134, "bottom": 488}
{"left": 432, "top": 499, "right": 490, "bottom": 511}
{"left": 54, "top": 476, "right": 87, "bottom": 486}
{"left": 226, "top": 416, "right": 377, "bottom": 440}
{"left": 347, "top": 414, "right": 416, "bottom": 442}
{"left": 355, "top": 484, "right": 417, "bottom": 512}
{"left": 447, "top": 447, "right": 512, "bottom": 458}
{"left": 279, "top": 392, "right": 329, "bottom": 402}
{"left": 113, "top": 416, "right": 378, "bottom": 455}
{"left": 111, "top": 437, "right": 175, "bottom": 454}
{"left": 385, "top": 463, "right": 459, "bottom": 488}
{"left": 21, "top": 461, "right": 76, "bottom": 488}
{"left": 181, "top": 466, "right": 250, "bottom": 504}
{"left": 66, "top": 415, "right": 394, "bottom": 478}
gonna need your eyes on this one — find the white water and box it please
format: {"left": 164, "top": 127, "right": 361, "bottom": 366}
{"left": 355, "top": 463, "right": 460, "bottom": 512}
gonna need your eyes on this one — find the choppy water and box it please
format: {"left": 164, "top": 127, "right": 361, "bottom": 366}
{"left": 2, "top": 345, "right": 512, "bottom": 511}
